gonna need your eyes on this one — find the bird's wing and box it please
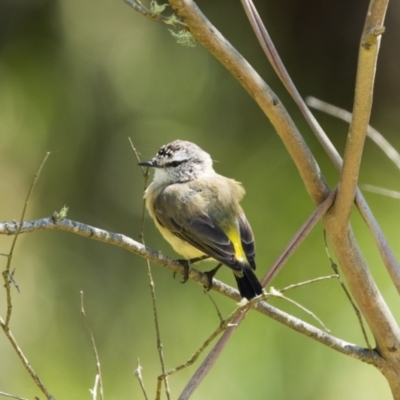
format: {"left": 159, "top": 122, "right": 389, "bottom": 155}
{"left": 238, "top": 212, "right": 256, "bottom": 270}
{"left": 154, "top": 182, "right": 247, "bottom": 272}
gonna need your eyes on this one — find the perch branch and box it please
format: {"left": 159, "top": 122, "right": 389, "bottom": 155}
{"left": 0, "top": 217, "right": 376, "bottom": 364}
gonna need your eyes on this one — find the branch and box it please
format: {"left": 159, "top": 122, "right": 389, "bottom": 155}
{"left": 306, "top": 97, "right": 400, "bottom": 294}
{"left": 332, "top": 0, "right": 387, "bottom": 230}
{"left": 241, "top": 0, "right": 400, "bottom": 298}
{"left": 235, "top": 0, "right": 400, "bottom": 364}
{"left": 307, "top": 97, "right": 400, "bottom": 172}
{"left": 168, "top": 0, "right": 329, "bottom": 205}
{"left": 0, "top": 217, "right": 376, "bottom": 364}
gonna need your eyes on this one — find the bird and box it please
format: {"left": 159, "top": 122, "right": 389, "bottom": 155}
{"left": 138, "top": 140, "right": 263, "bottom": 300}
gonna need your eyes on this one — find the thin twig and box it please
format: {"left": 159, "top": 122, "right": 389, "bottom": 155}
{"left": 0, "top": 153, "right": 53, "bottom": 400}
{"left": 158, "top": 295, "right": 264, "bottom": 400}
{"left": 80, "top": 291, "right": 104, "bottom": 400}
{"left": 129, "top": 139, "right": 171, "bottom": 400}
{"left": 323, "top": 231, "right": 373, "bottom": 351}
{"left": 177, "top": 295, "right": 263, "bottom": 400}
{"left": 89, "top": 375, "right": 100, "bottom": 400}
{"left": 269, "top": 287, "right": 330, "bottom": 332}
{"left": 361, "top": 184, "right": 400, "bottom": 199}
{"left": 0, "top": 317, "right": 55, "bottom": 400}
{"left": 279, "top": 275, "right": 338, "bottom": 293}
{"left": 134, "top": 359, "right": 149, "bottom": 400}
{"left": 205, "top": 291, "right": 224, "bottom": 323}
{"left": 2, "top": 152, "right": 50, "bottom": 327}
{"left": 0, "top": 391, "right": 30, "bottom": 400}
{"left": 306, "top": 97, "right": 400, "bottom": 172}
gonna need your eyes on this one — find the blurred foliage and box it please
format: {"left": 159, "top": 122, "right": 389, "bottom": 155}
{"left": 0, "top": 0, "right": 400, "bottom": 399}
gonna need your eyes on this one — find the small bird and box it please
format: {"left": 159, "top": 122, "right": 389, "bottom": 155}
{"left": 139, "top": 140, "right": 263, "bottom": 299}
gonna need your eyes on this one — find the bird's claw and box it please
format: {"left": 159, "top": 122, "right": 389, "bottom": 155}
{"left": 176, "top": 259, "right": 190, "bottom": 283}
{"left": 203, "top": 263, "right": 222, "bottom": 291}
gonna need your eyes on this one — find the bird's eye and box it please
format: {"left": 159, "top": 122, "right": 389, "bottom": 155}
{"left": 169, "top": 161, "right": 182, "bottom": 167}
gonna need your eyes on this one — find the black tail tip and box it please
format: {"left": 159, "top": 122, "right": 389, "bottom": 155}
{"left": 234, "top": 269, "right": 263, "bottom": 300}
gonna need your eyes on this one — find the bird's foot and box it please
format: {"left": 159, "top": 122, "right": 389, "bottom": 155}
{"left": 203, "top": 263, "right": 222, "bottom": 291}
{"left": 174, "top": 256, "right": 209, "bottom": 283}
{"left": 176, "top": 259, "right": 190, "bottom": 283}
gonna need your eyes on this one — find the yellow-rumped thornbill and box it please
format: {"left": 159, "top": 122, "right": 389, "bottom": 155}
{"left": 138, "top": 140, "right": 263, "bottom": 300}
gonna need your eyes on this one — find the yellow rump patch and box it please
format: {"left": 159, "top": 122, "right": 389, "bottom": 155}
{"left": 226, "top": 227, "right": 247, "bottom": 263}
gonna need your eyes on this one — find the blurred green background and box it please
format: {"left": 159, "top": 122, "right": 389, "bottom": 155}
{"left": 1, "top": 0, "right": 400, "bottom": 399}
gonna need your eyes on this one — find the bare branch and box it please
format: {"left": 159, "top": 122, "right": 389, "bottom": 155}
{"left": 241, "top": 1, "right": 400, "bottom": 299}
{"left": 168, "top": 0, "right": 329, "bottom": 205}
{"left": 332, "top": 1, "right": 387, "bottom": 229}
{"left": 240, "top": 0, "right": 340, "bottom": 164}
{"left": 362, "top": 185, "right": 400, "bottom": 199}
{"left": 261, "top": 188, "right": 337, "bottom": 287}
{"left": 239, "top": 0, "right": 400, "bottom": 363}
{"left": 307, "top": 97, "right": 400, "bottom": 172}
{"left": 0, "top": 217, "right": 376, "bottom": 364}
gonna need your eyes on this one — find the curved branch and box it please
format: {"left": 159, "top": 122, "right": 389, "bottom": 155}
{"left": 168, "top": 0, "right": 329, "bottom": 205}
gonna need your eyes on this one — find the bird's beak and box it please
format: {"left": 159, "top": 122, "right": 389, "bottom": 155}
{"left": 138, "top": 158, "right": 160, "bottom": 168}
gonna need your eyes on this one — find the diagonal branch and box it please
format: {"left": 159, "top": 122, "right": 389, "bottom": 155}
{"left": 241, "top": 0, "right": 400, "bottom": 296}
{"left": 168, "top": 0, "right": 329, "bottom": 206}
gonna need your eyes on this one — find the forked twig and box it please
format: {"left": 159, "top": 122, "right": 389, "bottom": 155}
{"left": 2, "top": 152, "right": 50, "bottom": 327}
{"left": 129, "top": 138, "right": 171, "bottom": 400}
{"left": 1, "top": 153, "right": 54, "bottom": 400}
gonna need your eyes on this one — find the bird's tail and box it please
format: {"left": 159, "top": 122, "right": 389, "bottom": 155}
{"left": 234, "top": 266, "right": 263, "bottom": 300}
